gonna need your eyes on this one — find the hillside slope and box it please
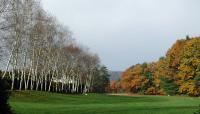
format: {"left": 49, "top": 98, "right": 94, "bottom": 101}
{"left": 109, "top": 71, "right": 122, "bottom": 81}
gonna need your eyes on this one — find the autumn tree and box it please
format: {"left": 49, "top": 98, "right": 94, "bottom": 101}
{"left": 121, "top": 64, "right": 149, "bottom": 93}
{"left": 178, "top": 38, "right": 200, "bottom": 96}
{"left": 121, "top": 37, "right": 200, "bottom": 96}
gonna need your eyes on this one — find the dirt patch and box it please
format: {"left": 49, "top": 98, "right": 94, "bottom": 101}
{"left": 108, "top": 93, "right": 140, "bottom": 96}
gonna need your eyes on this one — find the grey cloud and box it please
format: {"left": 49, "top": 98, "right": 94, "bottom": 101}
{"left": 42, "top": 0, "right": 200, "bottom": 71}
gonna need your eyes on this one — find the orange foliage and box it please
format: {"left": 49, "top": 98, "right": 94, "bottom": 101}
{"left": 108, "top": 80, "right": 120, "bottom": 93}
{"left": 120, "top": 37, "right": 200, "bottom": 96}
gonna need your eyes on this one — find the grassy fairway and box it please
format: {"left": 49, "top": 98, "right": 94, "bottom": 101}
{"left": 10, "top": 91, "right": 200, "bottom": 114}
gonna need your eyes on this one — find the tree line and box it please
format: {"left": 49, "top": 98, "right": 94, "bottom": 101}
{"left": 110, "top": 37, "right": 200, "bottom": 97}
{"left": 0, "top": 0, "right": 110, "bottom": 93}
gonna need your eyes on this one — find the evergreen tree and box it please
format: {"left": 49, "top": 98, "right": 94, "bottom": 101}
{"left": 160, "top": 77, "right": 178, "bottom": 95}
{"left": 92, "top": 66, "right": 110, "bottom": 93}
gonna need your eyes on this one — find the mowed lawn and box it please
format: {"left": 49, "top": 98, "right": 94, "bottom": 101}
{"left": 9, "top": 91, "right": 200, "bottom": 114}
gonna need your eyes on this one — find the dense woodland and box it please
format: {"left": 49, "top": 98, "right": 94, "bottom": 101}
{"left": 0, "top": 0, "right": 110, "bottom": 93}
{"left": 110, "top": 37, "right": 200, "bottom": 97}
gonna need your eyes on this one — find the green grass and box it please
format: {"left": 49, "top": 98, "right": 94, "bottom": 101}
{"left": 9, "top": 91, "right": 200, "bottom": 114}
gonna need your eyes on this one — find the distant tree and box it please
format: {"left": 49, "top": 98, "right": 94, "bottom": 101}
{"left": 160, "top": 77, "right": 178, "bottom": 95}
{"left": 109, "top": 80, "right": 118, "bottom": 93}
{"left": 121, "top": 64, "right": 149, "bottom": 93}
{"left": 92, "top": 66, "right": 110, "bottom": 93}
{"left": 0, "top": 79, "right": 14, "bottom": 114}
{"left": 186, "top": 35, "right": 190, "bottom": 40}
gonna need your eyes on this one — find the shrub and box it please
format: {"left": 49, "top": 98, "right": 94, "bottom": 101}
{"left": 0, "top": 79, "right": 14, "bottom": 114}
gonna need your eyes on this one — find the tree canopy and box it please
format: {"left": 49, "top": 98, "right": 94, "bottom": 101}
{"left": 121, "top": 37, "right": 200, "bottom": 96}
{"left": 0, "top": 0, "right": 109, "bottom": 94}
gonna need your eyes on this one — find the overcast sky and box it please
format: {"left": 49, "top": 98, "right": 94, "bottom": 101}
{"left": 42, "top": 0, "right": 200, "bottom": 71}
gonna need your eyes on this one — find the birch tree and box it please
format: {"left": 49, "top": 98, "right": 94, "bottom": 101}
{"left": 0, "top": 0, "right": 106, "bottom": 94}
